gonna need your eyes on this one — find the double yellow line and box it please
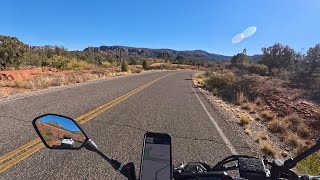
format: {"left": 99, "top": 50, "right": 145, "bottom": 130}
{"left": 0, "top": 73, "right": 173, "bottom": 174}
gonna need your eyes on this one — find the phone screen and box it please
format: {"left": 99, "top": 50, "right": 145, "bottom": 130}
{"left": 140, "top": 132, "right": 172, "bottom": 180}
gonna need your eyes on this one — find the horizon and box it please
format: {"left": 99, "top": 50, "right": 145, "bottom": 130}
{"left": 1, "top": 0, "right": 320, "bottom": 56}
{"left": 28, "top": 43, "right": 259, "bottom": 56}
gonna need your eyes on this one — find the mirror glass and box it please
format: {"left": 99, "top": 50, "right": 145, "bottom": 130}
{"left": 34, "top": 114, "right": 87, "bottom": 149}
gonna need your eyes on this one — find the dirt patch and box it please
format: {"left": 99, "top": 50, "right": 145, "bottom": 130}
{"left": 0, "top": 87, "right": 30, "bottom": 97}
{"left": 241, "top": 76, "right": 320, "bottom": 140}
{"left": 0, "top": 68, "right": 56, "bottom": 80}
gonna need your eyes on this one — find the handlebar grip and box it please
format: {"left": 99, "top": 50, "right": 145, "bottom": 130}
{"left": 120, "top": 162, "right": 136, "bottom": 180}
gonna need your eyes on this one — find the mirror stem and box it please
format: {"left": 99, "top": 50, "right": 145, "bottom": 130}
{"left": 85, "top": 139, "right": 136, "bottom": 180}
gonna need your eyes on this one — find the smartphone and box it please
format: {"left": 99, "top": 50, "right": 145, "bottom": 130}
{"left": 139, "top": 132, "right": 172, "bottom": 180}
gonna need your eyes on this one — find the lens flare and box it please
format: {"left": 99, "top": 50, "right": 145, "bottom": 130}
{"left": 242, "top": 26, "right": 256, "bottom": 38}
{"left": 232, "top": 33, "right": 245, "bottom": 44}
{"left": 231, "top": 26, "right": 257, "bottom": 44}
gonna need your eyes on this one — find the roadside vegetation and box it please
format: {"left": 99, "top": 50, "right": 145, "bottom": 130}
{"left": 195, "top": 43, "right": 320, "bottom": 175}
{"left": 0, "top": 35, "right": 207, "bottom": 97}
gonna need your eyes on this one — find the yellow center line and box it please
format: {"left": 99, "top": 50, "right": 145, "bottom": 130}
{"left": 0, "top": 144, "right": 44, "bottom": 173}
{"left": 0, "top": 73, "right": 173, "bottom": 174}
{"left": 75, "top": 75, "right": 162, "bottom": 123}
{"left": 0, "top": 138, "right": 41, "bottom": 164}
{"left": 78, "top": 77, "right": 161, "bottom": 124}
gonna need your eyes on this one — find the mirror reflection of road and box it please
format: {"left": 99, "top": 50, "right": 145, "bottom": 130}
{"left": 35, "top": 120, "right": 86, "bottom": 148}
{"left": 52, "top": 141, "right": 83, "bottom": 149}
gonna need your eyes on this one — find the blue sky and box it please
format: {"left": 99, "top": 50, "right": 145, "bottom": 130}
{"left": 39, "top": 115, "right": 81, "bottom": 132}
{"left": 1, "top": 0, "right": 319, "bottom": 55}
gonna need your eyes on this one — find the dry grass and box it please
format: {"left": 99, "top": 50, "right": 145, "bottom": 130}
{"left": 284, "top": 131, "right": 300, "bottom": 148}
{"left": 284, "top": 114, "right": 310, "bottom": 138}
{"left": 260, "top": 110, "right": 274, "bottom": 121}
{"left": 268, "top": 119, "right": 288, "bottom": 134}
{"left": 194, "top": 73, "right": 206, "bottom": 86}
{"left": 196, "top": 73, "right": 205, "bottom": 79}
{"left": 257, "top": 131, "right": 268, "bottom": 140}
{"left": 244, "top": 128, "right": 252, "bottom": 136}
{"left": 0, "top": 80, "right": 16, "bottom": 87}
{"left": 240, "top": 115, "right": 250, "bottom": 127}
{"left": 255, "top": 131, "right": 268, "bottom": 143}
{"left": 241, "top": 103, "right": 252, "bottom": 110}
{"left": 236, "top": 91, "right": 248, "bottom": 105}
{"left": 0, "top": 69, "right": 137, "bottom": 98}
{"left": 261, "top": 142, "right": 277, "bottom": 157}
{"left": 0, "top": 72, "right": 104, "bottom": 90}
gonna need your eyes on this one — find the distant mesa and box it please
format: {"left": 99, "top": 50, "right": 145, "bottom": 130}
{"left": 83, "top": 46, "right": 234, "bottom": 61}
{"left": 26, "top": 44, "right": 261, "bottom": 61}
{"left": 83, "top": 45, "right": 262, "bottom": 61}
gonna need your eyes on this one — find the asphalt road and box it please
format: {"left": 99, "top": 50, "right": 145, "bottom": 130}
{"left": 0, "top": 71, "right": 253, "bottom": 179}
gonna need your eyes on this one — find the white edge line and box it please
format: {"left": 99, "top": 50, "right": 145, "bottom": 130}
{"left": 189, "top": 81, "right": 238, "bottom": 155}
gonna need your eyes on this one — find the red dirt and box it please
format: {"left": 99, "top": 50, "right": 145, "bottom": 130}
{"left": 0, "top": 67, "right": 57, "bottom": 80}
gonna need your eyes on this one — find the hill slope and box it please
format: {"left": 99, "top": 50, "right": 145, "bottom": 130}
{"left": 84, "top": 46, "right": 238, "bottom": 61}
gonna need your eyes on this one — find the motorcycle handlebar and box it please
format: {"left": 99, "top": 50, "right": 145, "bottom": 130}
{"left": 299, "top": 175, "right": 320, "bottom": 180}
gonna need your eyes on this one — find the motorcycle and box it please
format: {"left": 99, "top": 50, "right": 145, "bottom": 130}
{"left": 32, "top": 114, "right": 320, "bottom": 180}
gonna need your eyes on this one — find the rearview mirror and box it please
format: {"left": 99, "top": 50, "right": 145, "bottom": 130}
{"left": 32, "top": 114, "right": 88, "bottom": 149}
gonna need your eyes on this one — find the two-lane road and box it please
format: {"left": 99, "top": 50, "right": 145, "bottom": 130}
{"left": 0, "top": 71, "right": 253, "bottom": 179}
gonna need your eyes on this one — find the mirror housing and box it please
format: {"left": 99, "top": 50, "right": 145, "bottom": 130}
{"left": 32, "top": 114, "right": 89, "bottom": 150}
{"left": 32, "top": 114, "right": 137, "bottom": 180}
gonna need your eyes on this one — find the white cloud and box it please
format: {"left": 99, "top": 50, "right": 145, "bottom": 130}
{"left": 232, "top": 26, "right": 257, "bottom": 44}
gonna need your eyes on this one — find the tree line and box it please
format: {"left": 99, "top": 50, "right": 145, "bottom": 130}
{"left": 229, "top": 43, "right": 320, "bottom": 95}
{"left": 1, "top": 34, "right": 319, "bottom": 91}
{"left": 0, "top": 35, "right": 129, "bottom": 70}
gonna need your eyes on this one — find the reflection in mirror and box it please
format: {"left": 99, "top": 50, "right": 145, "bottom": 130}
{"left": 35, "top": 115, "right": 87, "bottom": 149}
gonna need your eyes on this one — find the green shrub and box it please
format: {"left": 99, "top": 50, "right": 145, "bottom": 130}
{"left": 66, "top": 58, "right": 94, "bottom": 70}
{"left": 271, "top": 68, "right": 291, "bottom": 80}
{"left": 47, "top": 55, "right": 69, "bottom": 70}
{"left": 248, "top": 64, "right": 269, "bottom": 76}
{"left": 142, "top": 59, "right": 148, "bottom": 70}
{"left": 121, "top": 60, "right": 129, "bottom": 72}
{"left": 231, "top": 53, "right": 251, "bottom": 64}
{"left": 205, "top": 72, "right": 235, "bottom": 90}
